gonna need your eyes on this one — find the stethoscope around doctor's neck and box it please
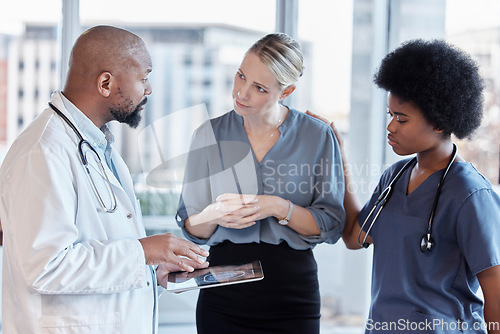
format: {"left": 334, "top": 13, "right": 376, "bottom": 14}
{"left": 358, "top": 143, "right": 458, "bottom": 253}
{"left": 48, "top": 102, "right": 118, "bottom": 213}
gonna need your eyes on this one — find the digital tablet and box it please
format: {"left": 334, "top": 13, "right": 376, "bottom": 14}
{"left": 166, "top": 260, "right": 264, "bottom": 293}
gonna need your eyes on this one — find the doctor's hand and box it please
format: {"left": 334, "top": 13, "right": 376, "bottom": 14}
{"left": 139, "top": 233, "right": 209, "bottom": 271}
{"left": 156, "top": 261, "right": 210, "bottom": 289}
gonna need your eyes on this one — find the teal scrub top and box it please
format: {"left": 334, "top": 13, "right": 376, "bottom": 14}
{"left": 359, "top": 159, "right": 500, "bottom": 334}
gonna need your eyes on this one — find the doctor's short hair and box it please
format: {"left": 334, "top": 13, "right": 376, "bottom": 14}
{"left": 247, "top": 32, "right": 304, "bottom": 88}
{"left": 374, "top": 39, "right": 484, "bottom": 139}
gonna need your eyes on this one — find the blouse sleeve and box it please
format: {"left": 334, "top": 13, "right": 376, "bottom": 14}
{"left": 298, "top": 126, "right": 346, "bottom": 245}
{"left": 176, "top": 122, "right": 216, "bottom": 245}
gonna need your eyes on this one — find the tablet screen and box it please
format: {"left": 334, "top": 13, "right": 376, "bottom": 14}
{"left": 166, "top": 260, "right": 264, "bottom": 293}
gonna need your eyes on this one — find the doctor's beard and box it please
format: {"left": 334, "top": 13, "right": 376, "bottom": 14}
{"left": 110, "top": 97, "right": 147, "bottom": 128}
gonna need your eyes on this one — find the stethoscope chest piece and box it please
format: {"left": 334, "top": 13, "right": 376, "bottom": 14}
{"left": 420, "top": 233, "right": 434, "bottom": 253}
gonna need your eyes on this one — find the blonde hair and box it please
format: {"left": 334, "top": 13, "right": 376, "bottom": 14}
{"left": 247, "top": 33, "right": 304, "bottom": 88}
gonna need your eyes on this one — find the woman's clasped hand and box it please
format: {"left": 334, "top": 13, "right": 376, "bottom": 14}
{"left": 192, "top": 193, "right": 286, "bottom": 230}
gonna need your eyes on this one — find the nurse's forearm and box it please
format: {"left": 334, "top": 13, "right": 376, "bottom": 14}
{"left": 484, "top": 307, "right": 500, "bottom": 334}
{"left": 335, "top": 137, "right": 363, "bottom": 249}
{"left": 477, "top": 265, "right": 500, "bottom": 334}
{"left": 341, "top": 166, "right": 363, "bottom": 248}
{"left": 482, "top": 289, "right": 500, "bottom": 334}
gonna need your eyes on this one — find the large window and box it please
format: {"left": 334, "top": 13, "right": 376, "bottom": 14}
{"left": 0, "top": 0, "right": 61, "bottom": 151}
{"left": 79, "top": 1, "right": 279, "bottom": 329}
{"left": 297, "top": 1, "right": 353, "bottom": 124}
{"left": 78, "top": 0, "right": 277, "bottom": 210}
{"left": 296, "top": 1, "right": 356, "bottom": 330}
{"left": 1, "top": 1, "right": 499, "bottom": 333}
{"left": 446, "top": 0, "right": 500, "bottom": 186}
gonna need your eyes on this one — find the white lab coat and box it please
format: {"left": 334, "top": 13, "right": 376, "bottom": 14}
{"left": 0, "top": 92, "right": 158, "bottom": 333}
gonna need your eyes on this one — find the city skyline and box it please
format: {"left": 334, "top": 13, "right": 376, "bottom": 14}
{"left": 2, "top": 0, "right": 500, "bottom": 35}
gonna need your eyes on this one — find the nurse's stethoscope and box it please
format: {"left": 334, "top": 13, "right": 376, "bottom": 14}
{"left": 358, "top": 143, "right": 457, "bottom": 253}
{"left": 49, "top": 103, "right": 117, "bottom": 213}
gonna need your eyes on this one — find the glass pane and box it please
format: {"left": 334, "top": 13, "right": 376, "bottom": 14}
{"left": 78, "top": 1, "right": 277, "bottom": 214}
{"left": 79, "top": 1, "right": 277, "bottom": 330}
{"left": 0, "top": 0, "right": 62, "bottom": 330}
{"left": 297, "top": 0, "right": 353, "bottom": 127}
{"left": 0, "top": 0, "right": 61, "bottom": 149}
{"left": 81, "top": 0, "right": 275, "bottom": 32}
{"left": 446, "top": 0, "right": 500, "bottom": 186}
{"left": 297, "top": 1, "right": 357, "bottom": 332}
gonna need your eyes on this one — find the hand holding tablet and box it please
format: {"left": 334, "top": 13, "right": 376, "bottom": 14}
{"left": 166, "top": 260, "right": 264, "bottom": 293}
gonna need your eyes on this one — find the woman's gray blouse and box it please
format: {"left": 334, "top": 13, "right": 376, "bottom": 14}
{"left": 176, "top": 108, "right": 346, "bottom": 250}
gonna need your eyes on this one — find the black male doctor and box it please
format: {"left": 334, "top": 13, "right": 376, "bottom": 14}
{"left": 0, "top": 25, "right": 208, "bottom": 334}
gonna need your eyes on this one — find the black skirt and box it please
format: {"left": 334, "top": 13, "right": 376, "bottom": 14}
{"left": 196, "top": 241, "right": 321, "bottom": 334}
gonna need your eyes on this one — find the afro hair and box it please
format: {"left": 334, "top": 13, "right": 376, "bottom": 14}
{"left": 374, "top": 39, "right": 484, "bottom": 139}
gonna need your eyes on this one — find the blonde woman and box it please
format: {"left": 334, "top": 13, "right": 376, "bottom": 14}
{"left": 177, "top": 33, "right": 345, "bottom": 333}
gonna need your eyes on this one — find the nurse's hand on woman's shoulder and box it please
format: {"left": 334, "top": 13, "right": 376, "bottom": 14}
{"left": 305, "top": 110, "right": 344, "bottom": 148}
{"left": 139, "top": 233, "right": 209, "bottom": 271}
